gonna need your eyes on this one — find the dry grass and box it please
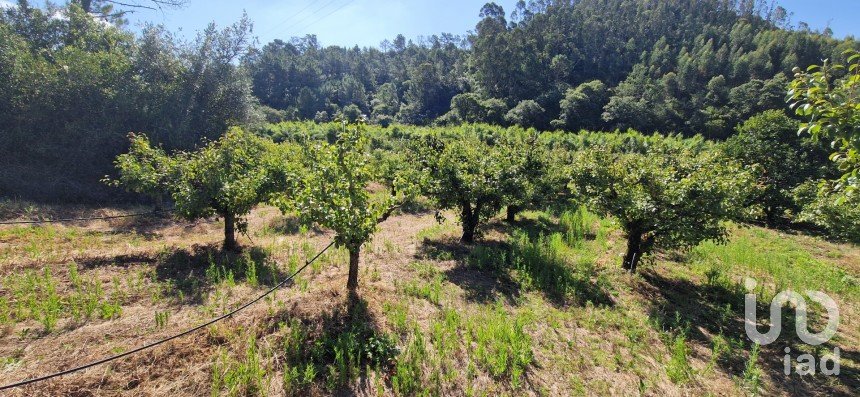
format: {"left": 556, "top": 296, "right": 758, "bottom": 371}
{"left": 0, "top": 205, "right": 857, "bottom": 396}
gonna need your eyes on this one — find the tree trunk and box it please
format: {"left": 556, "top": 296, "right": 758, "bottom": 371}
{"left": 460, "top": 202, "right": 480, "bottom": 244}
{"left": 506, "top": 205, "right": 520, "bottom": 223}
{"left": 223, "top": 212, "right": 238, "bottom": 251}
{"left": 461, "top": 220, "right": 476, "bottom": 244}
{"left": 347, "top": 247, "right": 360, "bottom": 292}
{"left": 622, "top": 224, "right": 643, "bottom": 272}
{"left": 153, "top": 194, "right": 164, "bottom": 212}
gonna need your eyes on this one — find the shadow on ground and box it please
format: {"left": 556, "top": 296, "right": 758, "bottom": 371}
{"left": 642, "top": 271, "right": 858, "bottom": 397}
{"left": 419, "top": 237, "right": 524, "bottom": 306}
{"left": 76, "top": 252, "right": 158, "bottom": 269}
{"left": 263, "top": 293, "right": 397, "bottom": 395}
{"left": 152, "top": 244, "right": 288, "bottom": 304}
{"left": 418, "top": 232, "right": 613, "bottom": 308}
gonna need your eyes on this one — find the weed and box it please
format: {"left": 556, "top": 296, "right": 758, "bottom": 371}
{"left": 666, "top": 333, "right": 692, "bottom": 384}
{"left": 155, "top": 310, "right": 170, "bottom": 329}
{"left": 504, "top": 230, "right": 606, "bottom": 304}
{"left": 399, "top": 274, "right": 444, "bottom": 305}
{"left": 383, "top": 301, "right": 409, "bottom": 334}
{"left": 278, "top": 304, "right": 398, "bottom": 392}
{"left": 468, "top": 306, "right": 533, "bottom": 386}
{"left": 37, "top": 268, "right": 61, "bottom": 332}
{"left": 392, "top": 330, "right": 425, "bottom": 396}
{"left": 560, "top": 206, "right": 595, "bottom": 246}
{"left": 100, "top": 300, "right": 122, "bottom": 320}
{"left": 211, "top": 335, "right": 269, "bottom": 397}
{"left": 416, "top": 222, "right": 456, "bottom": 241}
{"left": 409, "top": 261, "right": 440, "bottom": 279}
{"left": 0, "top": 297, "right": 10, "bottom": 325}
{"left": 742, "top": 343, "right": 762, "bottom": 395}
{"left": 245, "top": 252, "right": 259, "bottom": 287}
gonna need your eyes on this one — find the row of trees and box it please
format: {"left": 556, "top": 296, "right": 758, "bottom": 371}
{"left": 113, "top": 122, "right": 415, "bottom": 292}
{"left": 114, "top": 39, "right": 860, "bottom": 281}
{"left": 113, "top": 47, "right": 860, "bottom": 280}
{"left": 114, "top": 120, "right": 767, "bottom": 282}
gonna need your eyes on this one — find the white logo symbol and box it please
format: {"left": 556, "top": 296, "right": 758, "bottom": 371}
{"left": 744, "top": 278, "right": 839, "bottom": 346}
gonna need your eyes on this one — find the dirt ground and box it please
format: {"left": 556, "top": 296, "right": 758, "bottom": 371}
{"left": 0, "top": 205, "right": 857, "bottom": 396}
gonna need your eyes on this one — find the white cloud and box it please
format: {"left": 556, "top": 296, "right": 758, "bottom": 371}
{"left": 0, "top": 0, "right": 16, "bottom": 10}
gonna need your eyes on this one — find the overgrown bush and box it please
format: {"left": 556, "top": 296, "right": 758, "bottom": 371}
{"left": 723, "top": 110, "right": 831, "bottom": 225}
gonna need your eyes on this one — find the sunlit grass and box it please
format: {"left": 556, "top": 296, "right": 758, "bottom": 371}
{"left": 689, "top": 225, "right": 859, "bottom": 300}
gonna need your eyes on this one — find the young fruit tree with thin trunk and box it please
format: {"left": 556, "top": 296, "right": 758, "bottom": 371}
{"left": 411, "top": 133, "right": 505, "bottom": 243}
{"left": 111, "top": 128, "right": 290, "bottom": 251}
{"left": 569, "top": 135, "right": 754, "bottom": 272}
{"left": 276, "top": 122, "right": 415, "bottom": 293}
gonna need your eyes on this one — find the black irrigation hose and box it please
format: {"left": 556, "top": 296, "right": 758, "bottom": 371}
{"left": 0, "top": 239, "right": 336, "bottom": 391}
{"left": 0, "top": 209, "right": 173, "bottom": 225}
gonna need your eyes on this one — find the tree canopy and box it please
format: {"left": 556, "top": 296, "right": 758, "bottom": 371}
{"left": 570, "top": 135, "right": 755, "bottom": 271}
{"left": 113, "top": 128, "right": 289, "bottom": 251}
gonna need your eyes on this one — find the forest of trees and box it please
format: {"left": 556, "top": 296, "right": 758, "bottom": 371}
{"left": 247, "top": 0, "right": 858, "bottom": 136}
{"left": 0, "top": 0, "right": 858, "bottom": 203}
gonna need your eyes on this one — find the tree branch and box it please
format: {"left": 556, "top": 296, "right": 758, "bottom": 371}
{"left": 376, "top": 203, "right": 402, "bottom": 224}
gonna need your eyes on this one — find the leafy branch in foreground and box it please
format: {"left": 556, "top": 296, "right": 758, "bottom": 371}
{"left": 788, "top": 50, "right": 860, "bottom": 195}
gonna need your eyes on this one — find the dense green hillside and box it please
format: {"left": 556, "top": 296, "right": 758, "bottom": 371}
{"left": 1, "top": 0, "right": 858, "bottom": 201}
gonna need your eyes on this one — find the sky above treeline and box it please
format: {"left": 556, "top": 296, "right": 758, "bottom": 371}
{"left": 15, "top": 1, "right": 860, "bottom": 47}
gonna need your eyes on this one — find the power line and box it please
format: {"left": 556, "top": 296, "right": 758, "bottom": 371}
{"left": 285, "top": 0, "right": 356, "bottom": 38}
{"left": 279, "top": 0, "right": 342, "bottom": 37}
{"left": 0, "top": 209, "right": 173, "bottom": 225}
{"left": 0, "top": 239, "right": 336, "bottom": 391}
{"left": 258, "top": 0, "right": 320, "bottom": 38}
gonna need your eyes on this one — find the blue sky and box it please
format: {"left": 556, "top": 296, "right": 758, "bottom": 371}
{"left": 15, "top": 1, "right": 860, "bottom": 47}
{"left": 126, "top": 0, "right": 521, "bottom": 47}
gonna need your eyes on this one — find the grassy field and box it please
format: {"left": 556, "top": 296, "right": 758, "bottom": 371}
{"left": 0, "top": 203, "right": 857, "bottom": 396}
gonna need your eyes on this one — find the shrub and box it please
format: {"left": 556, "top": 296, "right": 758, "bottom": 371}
{"left": 794, "top": 181, "right": 860, "bottom": 242}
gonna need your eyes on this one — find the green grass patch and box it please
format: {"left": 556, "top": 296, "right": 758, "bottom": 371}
{"left": 690, "top": 226, "right": 859, "bottom": 300}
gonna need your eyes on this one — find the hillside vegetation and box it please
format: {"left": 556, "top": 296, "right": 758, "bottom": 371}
{"left": 2, "top": 0, "right": 858, "bottom": 200}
